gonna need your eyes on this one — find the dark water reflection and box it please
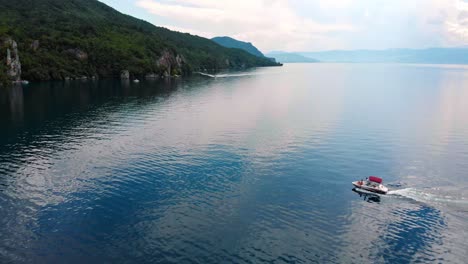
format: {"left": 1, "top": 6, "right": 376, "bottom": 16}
{"left": 1, "top": 64, "right": 467, "bottom": 263}
{"left": 0, "top": 78, "right": 180, "bottom": 134}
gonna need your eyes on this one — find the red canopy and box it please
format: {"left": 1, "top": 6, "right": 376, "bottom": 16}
{"left": 369, "top": 176, "right": 382, "bottom": 184}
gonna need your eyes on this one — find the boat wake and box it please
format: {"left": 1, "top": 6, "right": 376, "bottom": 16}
{"left": 388, "top": 188, "right": 468, "bottom": 208}
{"left": 195, "top": 72, "right": 265, "bottom": 78}
{"left": 195, "top": 72, "right": 217, "bottom": 78}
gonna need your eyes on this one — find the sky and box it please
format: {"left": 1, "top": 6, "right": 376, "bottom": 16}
{"left": 99, "top": 0, "right": 468, "bottom": 53}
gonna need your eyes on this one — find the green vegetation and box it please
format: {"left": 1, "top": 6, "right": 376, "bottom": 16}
{"left": 0, "top": 41, "right": 8, "bottom": 86}
{"left": 0, "top": 0, "right": 280, "bottom": 81}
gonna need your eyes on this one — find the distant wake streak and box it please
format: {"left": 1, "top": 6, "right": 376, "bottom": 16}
{"left": 195, "top": 72, "right": 263, "bottom": 78}
{"left": 195, "top": 72, "right": 216, "bottom": 78}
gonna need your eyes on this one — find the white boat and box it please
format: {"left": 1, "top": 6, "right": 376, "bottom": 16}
{"left": 352, "top": 176, "right": 388, "bottom": 195}
{"left": 133, "top": 79, "right": 140, "bottom": 83}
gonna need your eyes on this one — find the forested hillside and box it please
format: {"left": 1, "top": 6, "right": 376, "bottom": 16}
{"left": 0, "top": 0, "right": 279, "bottom": 82}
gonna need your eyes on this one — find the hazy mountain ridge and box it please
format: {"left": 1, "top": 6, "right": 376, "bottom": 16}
{"left": 266, "top": 51, "right": 320, "bottom": 63}
{"left": 212, "top": 36, "right": 265, "bottom": 57}
{"left": 272, "top": 48, "right": 468, "bottom": 64}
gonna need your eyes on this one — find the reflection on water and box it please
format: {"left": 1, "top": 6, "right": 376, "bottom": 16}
{"left": 381, "top": 205, "right": 444, "bottom": 263}
{"left": 352, "top": 188, "right": 381, "bottom": 203}
{"left": 0, "top": 85, "right": 24, "bottom": 126}
{"left": 1, "top": 64, "right": 468, "bottom": 263}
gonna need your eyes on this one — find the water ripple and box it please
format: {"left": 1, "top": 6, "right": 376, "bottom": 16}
{"left": 1, "top": 65, "right": 468, "bottom": 263}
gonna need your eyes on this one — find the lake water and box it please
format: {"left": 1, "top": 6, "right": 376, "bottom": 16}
{"left": 1, "top": 64, "right": 467, "bottom": 263}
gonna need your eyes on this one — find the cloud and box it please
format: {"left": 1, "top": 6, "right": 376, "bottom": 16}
{"left": 418, "top": 0, "right": 468, "bottom": 45}
{"left": 442, "top": 0, "right": 468, "bottom": 43}
{"left": 128, "top": 0, "right": 468, "bottom": 51}
{"left": 136, "top": 0, "right": 355, "bottom": 52}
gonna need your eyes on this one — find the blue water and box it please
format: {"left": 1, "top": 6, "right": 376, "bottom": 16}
{"left": 1, "top": 64, "right": 467, "bottom": 263}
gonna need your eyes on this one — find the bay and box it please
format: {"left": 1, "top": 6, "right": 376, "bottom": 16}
{"left": 1, "top": 63, "right": 467, "bottom": 263}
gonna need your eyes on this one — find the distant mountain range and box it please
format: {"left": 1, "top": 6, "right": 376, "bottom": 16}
{"left": 266, "top": 52, "right": 319, "bottom": 63}
{"left": 212, "top": 36, "right": 265, "bottom": 58}
{"left": 269, "top": 48, "right": 468, "bottom": 64}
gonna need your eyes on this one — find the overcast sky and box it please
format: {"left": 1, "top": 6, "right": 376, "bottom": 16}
{"left": 100, "top": 0, "right": 468, "bottom": 53}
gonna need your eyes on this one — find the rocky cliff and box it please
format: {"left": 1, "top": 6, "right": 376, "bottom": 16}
{"left": 119, "top": 50, "right": 187, "bottom": 80}
{"left": 156, "top": 50, "right": 187, "bottom": 77}
{"left": 1, "top": 38, "right": 22, "bottom": 83}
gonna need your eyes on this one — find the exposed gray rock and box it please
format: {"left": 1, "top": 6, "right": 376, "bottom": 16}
{"left": 31, "top": 40, "right": 39, "bottom": 51}
{"left": 66, "top": 48, "right": 88, "bottom": 61}
{"left": 176, "top": 54, "right": 185, "bottom": 66}
{"left": 120, "top": 70, "right": 130, "bottom": 79}
{"left": 157, "top": 50, "right": 186, "bottom": 77}
{"left": 4, "top": 38, "right": 21, "bottom": 82}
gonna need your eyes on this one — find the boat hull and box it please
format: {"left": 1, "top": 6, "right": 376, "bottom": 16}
{"left": 352, "top": 181, "right": 388, "bottom": 194}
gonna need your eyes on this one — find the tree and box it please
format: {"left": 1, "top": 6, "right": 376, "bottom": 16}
{"left": 0, "top": 41, "right": 10, "bottom": 86}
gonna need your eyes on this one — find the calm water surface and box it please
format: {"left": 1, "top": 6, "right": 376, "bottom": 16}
{"left": 1, "top": 64, "right": 467, "bottom": 263}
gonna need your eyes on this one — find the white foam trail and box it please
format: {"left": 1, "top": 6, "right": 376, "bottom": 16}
{"left": 195, "top": 72, "right": 264, "bottom": 78}
{"left": 388, "top": 188, "right": 468, "bottom": 206}
{"left": 195, "top": 72, "right": 216, "bottom": 78}
{"left": 215, "top": 73, "right": 258, "bottom": 77}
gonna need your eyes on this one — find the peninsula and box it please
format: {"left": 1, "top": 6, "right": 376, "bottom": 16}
{"left": 0, "top": 0, "right": 280, "bottom": 83}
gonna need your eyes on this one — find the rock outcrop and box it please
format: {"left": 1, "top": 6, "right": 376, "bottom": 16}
{"left": 66, "top": 48, "right": 88, "bottom": 61}
{"left": 157, "top": 50, "right": 186, "bottom": 77}
{"left": 31, "top": 40, "right": 40, "bottom": 51}
{"left": 4, "top": 38, "right": 22, "bottom": 82}
{"left": 120, "top": 70, "right": 130, "bottom": 79}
